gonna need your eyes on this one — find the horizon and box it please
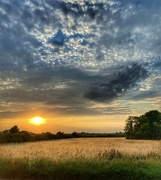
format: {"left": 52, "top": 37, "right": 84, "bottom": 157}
{"left": 1, "top": 124, "right": 125, "bottom": 134}
{"left": 0, "top": 0, "right": 161, "bottom": 134}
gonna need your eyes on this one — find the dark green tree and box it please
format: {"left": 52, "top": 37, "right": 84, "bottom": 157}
{"left": 145, "top": 110, "right": 161, "bottom": 139}
{"left": 125, "top": 110, "right": 161, "bottom": 139}
{"left": 124, "top": 116, "right": 136, "bottom": 139}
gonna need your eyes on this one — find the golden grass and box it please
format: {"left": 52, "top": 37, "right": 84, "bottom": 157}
{"left": 0, "top": 138, "right": 161, "bottom": 160}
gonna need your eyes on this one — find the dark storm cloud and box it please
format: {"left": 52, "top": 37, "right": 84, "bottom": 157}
{"left": 84, "top": 63, "right": 148, "bottom": 102}
{"left": 0, "top": 62, "right": 135, "bottom": 116}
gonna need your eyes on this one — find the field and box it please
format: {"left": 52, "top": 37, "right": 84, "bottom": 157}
{"left": 1, "top": 138, "right": 161, "bottom": 179}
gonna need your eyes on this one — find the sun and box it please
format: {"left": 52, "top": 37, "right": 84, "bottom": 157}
{"left": 29, "top": 116, "right": 46, "bottom": 125}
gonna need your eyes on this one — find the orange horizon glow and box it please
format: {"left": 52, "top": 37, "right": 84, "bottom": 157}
{"left": 0, "top": 114, "right": 126, "bottom": 134}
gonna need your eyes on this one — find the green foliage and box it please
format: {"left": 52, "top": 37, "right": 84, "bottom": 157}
{"left": 125, "top": 110, "right": 161, "bottom": 139}
{"left": 1, "top": 154, "right": 161, "bottom": 180}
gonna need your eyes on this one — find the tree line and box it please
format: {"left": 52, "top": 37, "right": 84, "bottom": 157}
{"left": 0, "top": 125, "right": 124, "bottom": 143}
{"left": 125, "top": 110, "right": 161, "bottom": 139}
{"left": 1, "top": 110, "right": 160, "bottom": 143}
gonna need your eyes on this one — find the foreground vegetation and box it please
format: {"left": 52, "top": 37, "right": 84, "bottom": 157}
{"left": 1, "top": 138, "right": 161, "bottom": 179}
{"left": 1, "top": 155, "right": 161, "bottom": 180}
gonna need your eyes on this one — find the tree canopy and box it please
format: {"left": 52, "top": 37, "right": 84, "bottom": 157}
{"left": 124, "top": 110, "right": 161, "bottom": 139}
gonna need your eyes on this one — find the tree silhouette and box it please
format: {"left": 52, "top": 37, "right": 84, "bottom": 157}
{"left": 56, "top": 131, "right": 65, "bottom": 138}
{"left": 9, "top": 125, "right": 19, "bottom": 134}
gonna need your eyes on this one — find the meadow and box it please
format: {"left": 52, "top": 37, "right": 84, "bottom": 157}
{"left": 1, "top": 138, "right": 161, "bottom": 179}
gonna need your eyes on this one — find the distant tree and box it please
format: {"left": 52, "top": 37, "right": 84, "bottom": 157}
{"left": 9, "top": 125, "right": 20, "bottom": 134}
{"left": 125, "top": 110, "right": 161, "bottom": 139}
{"left": 72, "top": 132, "right": 79, "bottom": 137}
{"left": 20, "top": 131, "right": 33, "bottom": 142}
{"left": 45, "top": 132, "right": 53, "bottom": 140}
{"left": 56, "top": 131, "right": 65, "bottom": 139}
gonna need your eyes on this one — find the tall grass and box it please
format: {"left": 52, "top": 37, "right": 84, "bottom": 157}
{"left": 1, "top": 155, "right": 161, "bottom": 179}
{"left": 1, "top": 138, "right": 161, "bottom": 179}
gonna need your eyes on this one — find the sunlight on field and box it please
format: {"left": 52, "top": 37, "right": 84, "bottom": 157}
{"left": 0, "top": 138, "right": 161, "bottom": 160}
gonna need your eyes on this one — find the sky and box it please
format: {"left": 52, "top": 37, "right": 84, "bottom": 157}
{"left": 0, "top": 0, "right": 161, "bottom": 133}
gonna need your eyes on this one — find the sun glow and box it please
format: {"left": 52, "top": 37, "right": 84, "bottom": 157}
{"left": 29, "top": 116, "right": 46, "bottom": 125}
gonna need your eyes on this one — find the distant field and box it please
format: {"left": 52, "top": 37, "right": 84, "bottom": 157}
{"left": 1, "top": 138, "right": 161, "bottom": 159}
{"left": 1, "top": 138, "right": 161, "bottom": 179}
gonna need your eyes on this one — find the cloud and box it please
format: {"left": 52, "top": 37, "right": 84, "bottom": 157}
{"left": 84, "top": 63, "right": 148, "bottom": 102}
{"left": 48, "top": 28, "right": 96, "bottom": 46}
{"left": 1, "top": 0, "right": 161, "bottom": 72}
{"left": 1, "top": 0, "right": 161, "bottom": 117}
{"left": 0, "top": 110, "right": 28, "bottom": 119}
{"left": 53, "top": 1, "right": 106, "bottom": 19}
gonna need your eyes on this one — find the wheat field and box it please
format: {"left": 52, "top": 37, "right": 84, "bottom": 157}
{"left": 0, "top": 138, "right": 161, "bottom": 160}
